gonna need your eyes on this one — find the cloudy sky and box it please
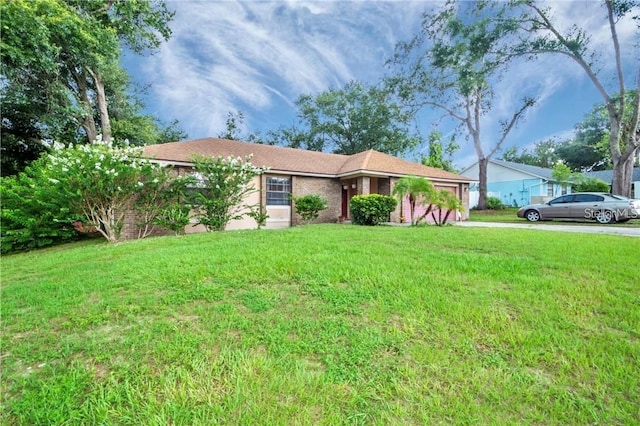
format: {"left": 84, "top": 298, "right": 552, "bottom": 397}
{"left": 123, "top": 0, "right": 639, "bottom": 169}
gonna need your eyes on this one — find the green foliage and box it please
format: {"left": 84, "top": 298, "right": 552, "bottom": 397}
{"left": 292, "top": 194, "right": 327, "bottom": 224}
{"left": 551, "top": 162, "right": 574, "bottom": 184}
{"left": 573, "top": 177, "right": 611, "bottom": 193}
{"left": 0, "top": 0, "right": 179, "bottom": 175}
{"left": 499, "top": 1, "right": 639, "bottom": 195}
{"left": 153, "top": 203, "right": 191, "bottom": 235}
{"left": 42, "top": 141, "right": 162, "bottom": 242}
{"left": 1, "top": 159, "right": 79, "bottom": 253}
{"left": 217, "top": 110, "right": 263, "bottom": 143}
{"left": 421, "top": 131, "right": 459, "bottom": 172}
{"left": 429, "top": 190, "right": 465, "bottom": 226}
{"left": 349, "top": 194, "right": 397, "bottom": 226}
{"left": 135, "top": 172, "right": 195, "bottom": 238}
{"left": 272, "top": 81, "right": 419, "bottom": 155}
{"left": 1, "top": 140, "right": 190, "bottom": 250}
{"left": 247, "top": 205, "right": 269, "bottom": 229}
{"left": 191, "top": 155, "right": 267, "bottom": 231}
{"left": 484, "top": 196, "right": 505, "bottom": 210}
{"left": 501, "top": 139, "right": 560, "bottom": 169}
{"left": 392, "top": 176, "right": 436, "bottom": 225}
{"left": 389, "top": 1, "right": 534, "bottom": 210}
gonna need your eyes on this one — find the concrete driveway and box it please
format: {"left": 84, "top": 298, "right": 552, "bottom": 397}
{"left": 456, "top": 221, "right": 640, "bottom": 237}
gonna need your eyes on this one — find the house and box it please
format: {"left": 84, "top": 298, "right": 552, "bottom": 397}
{"left": 585, "top": 167, "right": 640, "bottom": 199}
{"left": 140, "top": 138, "right": 473, "bottom": 233}
{"left": 459, "top": 159, "right": 571, "bottom": 207}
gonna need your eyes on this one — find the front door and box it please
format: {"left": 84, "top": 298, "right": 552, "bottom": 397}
{"left": 342, "top": 186, "right": 349, "bottom": 219}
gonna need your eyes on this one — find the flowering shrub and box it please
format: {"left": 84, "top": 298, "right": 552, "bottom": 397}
{"left": 191, "top": 155, "right": 268, "bottom": 231}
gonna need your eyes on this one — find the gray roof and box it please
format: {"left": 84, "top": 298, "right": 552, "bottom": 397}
{"left": 488, "top": 159, "right": 555, "bottom": 180}
{"left": 585, "top": 167, "right": 640, "bottom": 183}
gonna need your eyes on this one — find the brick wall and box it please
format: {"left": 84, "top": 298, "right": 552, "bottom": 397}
{"left": 291, "top": 176, "right": 342, "bottom": 225}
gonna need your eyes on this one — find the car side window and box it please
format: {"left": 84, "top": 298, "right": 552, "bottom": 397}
{"left": 572, "top": 194, "right": 604, "bottom": 202}
{"left": 549, "top": 195, "right": 571, "bottom": 205}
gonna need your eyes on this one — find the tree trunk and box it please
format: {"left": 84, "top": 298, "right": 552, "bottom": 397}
{"left": 88, "top": 68, "right": 112, "bottom": 144}
{"left": 72, "top": 68, "right": 98, "bottom": 143}
{"left": 477, "top": 157, "right": 488, "bottom": 210}
{"left": 611, "top": 152, "right": 635, "bottom": 197}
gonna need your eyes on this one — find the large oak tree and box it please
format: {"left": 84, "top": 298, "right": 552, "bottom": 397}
{"left": 1, "top": 0, "right": 181, "bottom": 176}
{"left": 389, "top": 1, "right": 535, "bottom": 209}
{"left": 499, "top": 0, "right": 639, "bottom": 196}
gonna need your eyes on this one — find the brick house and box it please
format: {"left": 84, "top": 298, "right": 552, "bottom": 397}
{"left": 141, "top": 138, "right": 473, "bottom": 232}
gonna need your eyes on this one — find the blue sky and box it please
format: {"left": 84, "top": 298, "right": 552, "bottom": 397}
{"left": 123, "top": 0, "right": 639, "bottom": 169}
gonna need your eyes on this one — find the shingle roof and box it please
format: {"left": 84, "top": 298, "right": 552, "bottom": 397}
{"left": 143, "top": 138, "right": 471, "bottom": 182}
{"left": 585, "top": 167, "right": 640, "bottom": 183}
{"left": 488, "top": 159, "right": 555, "bottom": 180}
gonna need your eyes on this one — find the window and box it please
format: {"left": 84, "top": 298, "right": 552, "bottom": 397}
{"left": 572, "top": 194, "right": 603, "bottom": 203}
{"left": 266, "top": 177, "right": 291, "bottom": 206}
{"left": 547, "top": 183, "right": 554, "bottom": 197}
{"left": 549, "top": 195, "right": 572, "bottom": 205}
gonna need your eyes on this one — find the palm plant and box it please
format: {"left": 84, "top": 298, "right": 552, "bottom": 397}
{"left": 392, "top": 175, "right": 436, "bottom": 225}
{"left": 431, "top": 189, "right": 464, "bottom": 226}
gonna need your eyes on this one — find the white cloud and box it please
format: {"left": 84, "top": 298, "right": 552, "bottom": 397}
{"left": 134, "top": 0, "right": 428, "bottom": 138}
{"left": 126, "top": 0, "right": 637, "bottom": 162}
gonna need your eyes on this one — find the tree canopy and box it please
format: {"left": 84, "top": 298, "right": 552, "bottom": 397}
{"left": 0, "top": 0, "right": 184, "bottom": 176}
{"left": 268, "top": 81, "right": 420, "bottom": 156}
{"left": 389, "top": 1, "right": 534, "bottom": 209}
{"left": 494, "top": 0, "right": 640, "bottom": 196}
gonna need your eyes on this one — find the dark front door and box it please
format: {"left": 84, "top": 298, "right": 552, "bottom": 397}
{"left": 342, "top": 186, "right": 349, "bottom": 218}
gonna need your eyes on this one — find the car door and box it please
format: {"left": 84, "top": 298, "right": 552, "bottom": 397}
{"left": 541, "top": 195, "right": 574, "bottom": 219}
{"left": 569, "top": 194, "right": 604, "bottom": 219}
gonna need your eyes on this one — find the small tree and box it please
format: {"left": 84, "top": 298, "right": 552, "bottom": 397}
{"left": 551, "top": 162, "right": 578, "bottom": 196}
{"left": 135, "top": 170, "right": 195, "bottom": 238}
{"left": 44, "top": 140, "right": 167, "bottom": 242}
{"left": 153, "top": 203, "right": 191, "bottom": 236}
{"left": 247, "top": 204, "right": 269, "bottom": 229}
{"left": 430, "top": 190, "right": 464, "bottom": 226}
{"left": 191, "top": 155, "right": 267, "bottom": 231}
{"left": 349, "top": 194, "right": 397, "bottom": 226}
{"left": 391, "top": 176, "right": 436, "bottom": 225}
{"left": 292, "top": 194, "right": 327, "bottom": 224}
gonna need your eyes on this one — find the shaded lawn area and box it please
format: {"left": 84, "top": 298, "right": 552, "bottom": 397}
{"left": 1, "top": 225, "right": 639, "bottom": 424}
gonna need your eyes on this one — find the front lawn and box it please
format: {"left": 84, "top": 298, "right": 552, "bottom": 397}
{"left": 2, "top": 225, "right": 639, "bottom": 424}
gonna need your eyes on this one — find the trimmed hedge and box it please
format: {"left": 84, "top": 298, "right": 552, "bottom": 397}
{"left": 349, "top": 194, "right": 397, "bottom": 226}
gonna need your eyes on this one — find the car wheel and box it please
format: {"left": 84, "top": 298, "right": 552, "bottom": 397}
{"left": 595, "top": 209, "right": 615, "bottom": 224}
{"left": 525, "top": 210, "right": 541, "bottom": 222}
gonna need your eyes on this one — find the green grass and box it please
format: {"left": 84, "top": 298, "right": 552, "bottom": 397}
{"left": 470, "top": 207, "right": 640, "bottom": 227}
{"left": 2, "top": 225, "right": 639, "bottom": 425}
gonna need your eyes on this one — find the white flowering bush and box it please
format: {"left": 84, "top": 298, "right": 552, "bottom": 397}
{"left": 191, "top": 155, "right": 268, "bottom": 231}
{"left": 45, "top": 140, "right": 167, "bottom": 242}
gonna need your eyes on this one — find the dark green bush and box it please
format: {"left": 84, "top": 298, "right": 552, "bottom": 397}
{"left": 1, "top": 159, "right": 79, "bottom": 253}
{"left": 349, "top": 194, "right": 397, "bottom": 226}
{"left": 573, "top": 177, "right": 610, "bottom": 193}
{"left": 293, "top": 194, "right": 327, "bottom": 224}
{"left": 485, "top": 196, "right": 505, "bottom": 210}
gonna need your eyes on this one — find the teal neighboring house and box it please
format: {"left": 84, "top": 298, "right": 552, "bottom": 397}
{"left": 459, "top": 159, "right": 571, "bottom": 208}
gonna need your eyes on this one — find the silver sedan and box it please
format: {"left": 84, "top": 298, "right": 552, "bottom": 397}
{"left": 517, "top": 192, "right": 640, "bottom": 224}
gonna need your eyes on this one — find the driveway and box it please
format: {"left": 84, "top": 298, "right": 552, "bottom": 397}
{"left": 456, "top": 221, "right": 640, "bottom": 237}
